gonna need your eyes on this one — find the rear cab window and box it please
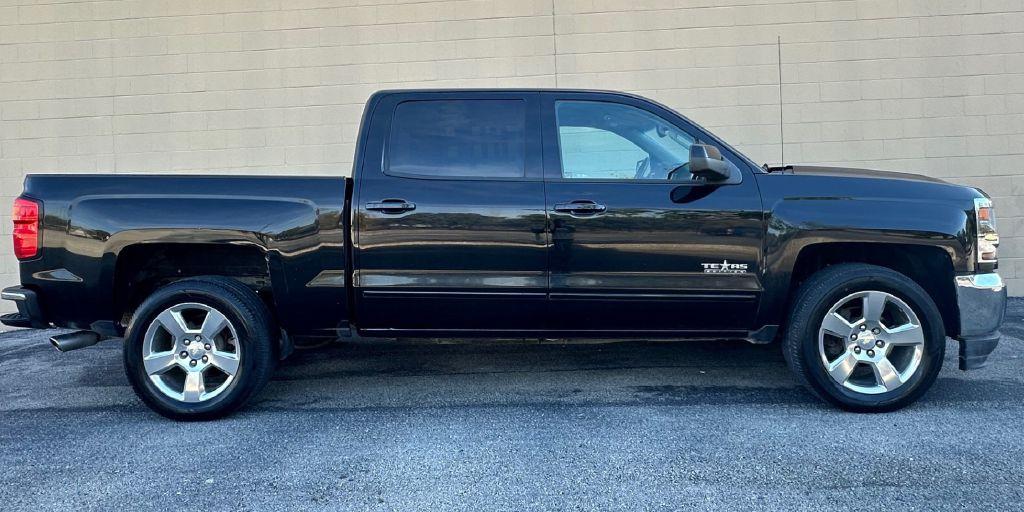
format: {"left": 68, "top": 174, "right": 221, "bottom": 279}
{"left": 387, "top": 99, "right": 527, "bottom": 179}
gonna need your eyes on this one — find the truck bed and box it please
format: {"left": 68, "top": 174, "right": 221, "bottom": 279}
{"left": 18, "top": 173, "right": 351, "bottom": 338}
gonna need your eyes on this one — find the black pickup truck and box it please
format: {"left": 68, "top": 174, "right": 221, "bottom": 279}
{"left": 3, "top": 89, "right": 1006, "bottom": 420}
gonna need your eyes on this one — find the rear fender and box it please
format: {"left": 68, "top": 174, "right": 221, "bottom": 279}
{"left": 71, "top": 195, "right": 342, "bottom": 336}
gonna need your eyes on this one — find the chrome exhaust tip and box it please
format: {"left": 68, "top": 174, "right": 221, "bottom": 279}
{"left": 49, "top": 330, "right": 101, "bottom": 352}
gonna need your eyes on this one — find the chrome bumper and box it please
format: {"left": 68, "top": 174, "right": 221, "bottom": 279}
{"left": 954, "top": 273, "right": 1007, "bottom": 370}
{"left": 1, "top": 286, "right": 46, "bottom": 329}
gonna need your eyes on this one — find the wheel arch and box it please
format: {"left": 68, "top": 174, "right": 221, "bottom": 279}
{"left": 112, "top": 242, "right": 275, "bottom": 328}
{"left": 783, "top": 242, "right": 958, "bottom": 337}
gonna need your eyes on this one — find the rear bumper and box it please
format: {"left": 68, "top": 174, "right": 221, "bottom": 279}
{"left": 1, "top": 286, "right": 47, "bottom": 329}
{"left": 954, "top": 273, "right": 1007, "bottom": 370}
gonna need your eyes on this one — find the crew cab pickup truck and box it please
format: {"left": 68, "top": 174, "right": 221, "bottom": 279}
{"left": 3, "top": 89, "right": 1006, "bottom": 420}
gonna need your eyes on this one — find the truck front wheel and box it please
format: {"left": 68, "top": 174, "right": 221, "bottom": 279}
{"left": 123, "top": 277, "right": 276, "bottom": 420}
{"left": 783, "top": 263, "right": 945, "bottom": 411}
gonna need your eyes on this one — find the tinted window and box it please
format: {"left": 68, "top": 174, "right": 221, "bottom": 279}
{"left": 556, "top": 101, "right": 694, "bottom": 180}
{"left": 388, "top": 99, "right": 526, "bottom": 178}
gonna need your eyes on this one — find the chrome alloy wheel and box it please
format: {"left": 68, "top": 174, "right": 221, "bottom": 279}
{"left": 141, "top": 302, "right": 241, "bottom": 403}
{"left": 818, "top": 290, "right": 925, "bottom": 395}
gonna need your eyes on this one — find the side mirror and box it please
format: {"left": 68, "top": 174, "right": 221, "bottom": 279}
{"left": 689, "top": 144, "right": 736, "bottom": 182}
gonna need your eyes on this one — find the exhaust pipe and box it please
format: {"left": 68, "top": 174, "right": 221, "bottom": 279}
{"left": 50, "top": 330, "right": 101, "bottom": 352}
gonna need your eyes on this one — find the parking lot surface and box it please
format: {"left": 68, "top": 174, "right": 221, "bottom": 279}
{"left": 2, "top": 300, "right": 1023, "bottom": 511}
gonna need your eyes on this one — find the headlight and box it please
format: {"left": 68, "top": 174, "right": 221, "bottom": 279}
{"left": 974, "top": 197, "right": 998, "bottom": 264}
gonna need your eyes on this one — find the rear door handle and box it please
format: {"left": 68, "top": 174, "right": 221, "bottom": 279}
{"left": 554, "top": 200, "right": 606, "bottom": 215}
{"left": 365, "top": 199, "right": 416, "bottom": 213}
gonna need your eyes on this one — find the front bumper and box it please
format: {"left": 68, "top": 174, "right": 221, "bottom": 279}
{"left": 954, "top": 273, "right": 1007, "bottom": 370}
{"left": 0, "top": 286, "right": 47, "bottom": 329}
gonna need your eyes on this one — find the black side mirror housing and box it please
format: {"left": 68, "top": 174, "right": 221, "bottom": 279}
{"left": 689, "top": 144, "right": 740, "bottom": 184}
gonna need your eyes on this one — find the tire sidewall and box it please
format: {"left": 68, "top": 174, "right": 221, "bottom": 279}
{"left": 799, "top": 272, "right": 945, "bottom": 410}
{"left": 124, "top": 281, "right": 266, "bottom": 419}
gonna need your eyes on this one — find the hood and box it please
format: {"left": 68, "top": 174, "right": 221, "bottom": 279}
{"left": 782, "top": 165, "right": 949, "bottom": 184}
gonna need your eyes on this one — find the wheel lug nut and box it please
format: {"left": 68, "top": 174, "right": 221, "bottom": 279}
{"left": 854, "top": 347, "right": 861, "bottom": 353}
{"left": 872, "top": 328, "right": 880, "bottom": 335}
{"left": 204, "top": 344, "right": 211, "bottom": 350}
{"left": 184, "top": 339, "right": 191, "bottom": 345}
{"left": 202, "top": 355, "right": 209, "bottom": 363}
{"left": 851, "top": 334, "right": 858, "bottom": 340}
{"left": 194, "top": 335, "right": 202, "bottom": 341}
{"left": 876, "top": 340, "right": 884, "bottom": 348}
{"left": 867, "top": 350, "right": 875, "bottom": 357}
{"left": 180, "top": 351, "right": 188, "bottom": 358}
{"left": 189, "top": 359, "right": 197, "bottom": 367}
{"left": 860, "top": 325, "right": 867, "bottom": 331}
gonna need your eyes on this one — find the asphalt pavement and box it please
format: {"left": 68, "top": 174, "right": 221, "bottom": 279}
{"left": 2, "top": 300, "right": 1023, "bottom": 511}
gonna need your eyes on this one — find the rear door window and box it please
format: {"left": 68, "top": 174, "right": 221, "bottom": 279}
{"left": 387, "top": 99, "right": 526, "bottom": 178}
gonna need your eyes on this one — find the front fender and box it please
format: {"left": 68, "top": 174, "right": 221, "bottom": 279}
{"left": 756, "top": 192, "right": 974, "bottom": 328}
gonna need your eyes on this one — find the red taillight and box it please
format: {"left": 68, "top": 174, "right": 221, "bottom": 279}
{"left": 12, "top": 197, "right": 39, "bottom": 260}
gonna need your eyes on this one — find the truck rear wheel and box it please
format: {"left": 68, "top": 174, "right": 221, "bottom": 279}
{"left": 123, "top": 277, "right": 276, "bottom": 420}
{"left": 783, "top": 263, "right": 945, "bottom": 412}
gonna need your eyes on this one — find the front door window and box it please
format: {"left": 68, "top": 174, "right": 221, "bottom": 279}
{"left": 555, "top": 101, "right": 695, "bottom": 181}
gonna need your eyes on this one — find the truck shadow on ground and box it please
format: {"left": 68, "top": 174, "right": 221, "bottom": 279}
{"left": 258, "top": 337, "right": 1024, "bottom": 411}
{"left": 3, "top": 329, "right": 1019, "bottom": 413}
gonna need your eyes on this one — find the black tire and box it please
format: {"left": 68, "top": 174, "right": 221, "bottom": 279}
{"left": 123, "top": 276, "right": 276, "bottom": 420}
{"left": 782, "top": 263, "right": 945, "bottom": 412}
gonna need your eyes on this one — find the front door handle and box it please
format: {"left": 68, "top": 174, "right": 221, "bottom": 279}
{"left": 366, "top": 199, "right": 416, "bottom": 213}
{"left": 554, "top": 200, "right": 606, "bottom": 215}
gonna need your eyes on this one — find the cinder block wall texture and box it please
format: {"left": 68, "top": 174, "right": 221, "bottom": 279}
{"left": 2, "top": 0, "right": 1024, "bottom": 302}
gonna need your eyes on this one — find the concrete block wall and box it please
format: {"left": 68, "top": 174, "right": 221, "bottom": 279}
{"left": 1, "top": 0, "right": 1023, "bottom": 303}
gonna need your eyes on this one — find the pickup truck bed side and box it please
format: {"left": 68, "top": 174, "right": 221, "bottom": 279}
{"left": 16, "top": 175, "right": 350, "bottom": 338}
